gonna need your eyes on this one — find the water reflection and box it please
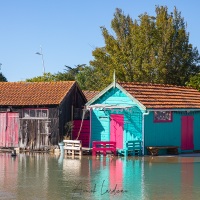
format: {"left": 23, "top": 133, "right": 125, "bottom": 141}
{"left": 0, "top": 153, "right": 200, "bottom": 200}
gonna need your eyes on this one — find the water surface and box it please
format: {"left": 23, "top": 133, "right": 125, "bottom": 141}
{"left": 0, "top": 153, "right": 200, "bottom": 200}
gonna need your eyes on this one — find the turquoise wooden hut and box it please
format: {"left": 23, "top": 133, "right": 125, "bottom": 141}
{"left": 86, "top": 80, "right": 200, "bottom": 155}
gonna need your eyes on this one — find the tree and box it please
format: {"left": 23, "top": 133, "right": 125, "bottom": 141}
{"left": 26, "top": 72, "right": 56, "bottom": 82}
{"left": 76, "top": 65, "right": 103, "bottom": 90}
{"left": 186, "top": 74, "right": 200, "bottom": 90}
{"left": 64, "top": 64, "right": 85, "bottom": 77}
{"left": 25, "top": 65, "right": 85, "bottom": 82}
{"left": 89, "top": 6, "right": 200, "bottom": 89}
{"left": 0, "top": 72, "right": 7, "bottom": 82}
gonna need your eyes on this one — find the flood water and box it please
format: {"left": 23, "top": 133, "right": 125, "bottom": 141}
{"left": 0, "top": 152, "right": 200, "bottom": 200}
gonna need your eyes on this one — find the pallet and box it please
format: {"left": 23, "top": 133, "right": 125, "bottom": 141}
{"left": 63, "top": 140, "right": 82, "bottom": 156}
{"left": 125, "top": 140, "right": 142, "bottom": 156}
{"left": 92, "top": 141, "right": 116, "bottom": 156}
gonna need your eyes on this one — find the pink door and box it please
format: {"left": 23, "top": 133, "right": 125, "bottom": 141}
{"left": 0, "top": 113, "right": 6, "bottom": 147}
{"left": 6, "top": 113, "right": 19, "bottom": 147}
{"left": 110, "top": 114, "right": 124, "bottom": 149}
{"left": 181, "top": 116, "right": 194, "bottom": 150}
{"left": 0, "top": 112, "right": 19, "bottom": 147}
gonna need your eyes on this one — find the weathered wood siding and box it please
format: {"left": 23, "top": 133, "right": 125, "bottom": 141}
{"left": 144, "top": 111, "right": 200, "bottom": 153}
{"left": 59, "top": 83, "right": 87, "bottom": 140}
{"left": 0, "top": 83, "right": 87, "bottom": 149}
{"left": 90, "top": 87, "right": 143, "bottom": 150}
{"left": 19, "top": 107, "right": 59, "bottom": 149}
{"left": 0, "top": 112, "right": 19, "bottom": 147}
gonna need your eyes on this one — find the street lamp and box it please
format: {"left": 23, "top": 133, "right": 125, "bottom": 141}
{"left": 0, "top": 63, "right": 2, "bottom": 71}
{"left": 36, "top": 46, "right": 45, "bottom": 74}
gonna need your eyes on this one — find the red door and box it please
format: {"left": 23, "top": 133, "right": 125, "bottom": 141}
{"left": 72, "top": 120, "right": 90, "bottom": 148}
{"left": 110, "top": 114, "right": 124, "bottom": 149}
{"left": 181, "top": 116, "right": 194, "bottom": 150}
{"left": 0, "top": 112, "right": 19, "bottom": 147}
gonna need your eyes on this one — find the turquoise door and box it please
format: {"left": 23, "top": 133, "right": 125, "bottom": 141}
{"left": 110, "top": 114, "right": 124, "bottom": 149}
{"left": 181, "top": 116, "right": 194, "bottom": 150}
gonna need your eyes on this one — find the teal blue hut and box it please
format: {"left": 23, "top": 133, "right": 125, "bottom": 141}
{"left": 86, "top": 81, "right": 200, "bottom": 155}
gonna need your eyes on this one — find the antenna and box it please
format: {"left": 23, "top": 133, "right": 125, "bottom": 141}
{"left": 36, "top": 45, "right": 45, "bottom": 75}
{"left": 113, "top": 70, "right": 116, "bottom": 88}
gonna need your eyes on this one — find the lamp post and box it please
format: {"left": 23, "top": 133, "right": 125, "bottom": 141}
{"left": 36, "top": 46, "right": 45, "bottom": 75}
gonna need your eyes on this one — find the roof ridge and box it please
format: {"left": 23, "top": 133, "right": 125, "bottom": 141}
{"left": 118, "top": 81, "right": 196, "bottom": 90}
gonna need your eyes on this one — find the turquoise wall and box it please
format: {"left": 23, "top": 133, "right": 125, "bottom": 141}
{"left": 89, "top": 85, "right": 200, "bottom": 153}
{"left": 90, "top": 87, "right": 144, "bottom": 149}
{"left": 193, "top": 112, "right": 200, "bottom": 150}
{"left": 144, "top": 111, "right": 200, "bottom": 153}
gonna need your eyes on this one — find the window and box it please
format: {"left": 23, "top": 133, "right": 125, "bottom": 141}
{"left": 154, "top": 111, "right": 172, "bottom": 122}
{"left": 23, "top": 109, "right": 48, "bottom": 118}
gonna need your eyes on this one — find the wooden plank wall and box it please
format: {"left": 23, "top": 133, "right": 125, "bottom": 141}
{"left": 0, "top": 112, "right": 19, "bottom": 148}
{"left": 89, "top": 87, "right": 143, "bottom": 150}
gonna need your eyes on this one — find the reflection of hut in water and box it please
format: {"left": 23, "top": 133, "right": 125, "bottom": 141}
{"left": 63, "top": 159, "right": 82, "bottom": 176}
{"left": 0, "top": 81, "right": 87, "bottom": 150}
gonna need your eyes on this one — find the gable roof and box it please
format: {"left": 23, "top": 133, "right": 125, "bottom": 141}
{"left": 85, "top": 81, "right": 146, "bottom": 110}
{"left": 0, "top": 81, "right": 76, "bottom": 106}
{"left": 86, "top": 81, "right": 200, "bottom": 110}
{"left": 119, "top": 82, "right": 200, "bottom": 109}
{"left": 83, "top": 90, "right": 100, "bottom": 101}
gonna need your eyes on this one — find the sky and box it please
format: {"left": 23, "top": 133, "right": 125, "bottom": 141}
{"left": 1, "top": 1, "right": 200, "bottom": 82}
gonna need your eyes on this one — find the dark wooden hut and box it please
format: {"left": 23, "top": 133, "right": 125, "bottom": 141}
{"left": 0, "top": 81, "right": 86, "bottom": 150}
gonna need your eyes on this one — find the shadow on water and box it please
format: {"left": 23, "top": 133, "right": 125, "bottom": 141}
{"left": 0, "top": 153, "right": 200, "bottom": 200}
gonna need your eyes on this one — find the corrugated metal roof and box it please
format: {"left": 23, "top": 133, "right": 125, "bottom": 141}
{"left": 119, "top": 82, "right": 200, "bottom": 109}
{"left": 0, "top": 81, "right": 76, "bottom": 106}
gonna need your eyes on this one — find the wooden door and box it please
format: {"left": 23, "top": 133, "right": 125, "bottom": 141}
{"left": 0, "top": 113, "right": 6, "bottom": 147}
{"left": 181, "top": 116, "right": 194, "bottom": 150}
{"left": 110, "top": 114, "right": 124, "bottom": 149}
{"left": 0, "top": 112, "right": 19, "bottom": 147}
{"left": 6, "top": 113, "right": 19, "bottom": 147}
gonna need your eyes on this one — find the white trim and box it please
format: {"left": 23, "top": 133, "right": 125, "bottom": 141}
{"left": 85, "top": 81, "right": 146, "bottom": 111}
{"left": 116, "top": 83, "right": 146, "bottom": 111}
{"left": 142, "top": 111, "right": 150, "bottom": 155}
{"left": 86, "top": 104, "right": 134, "bottom": 110}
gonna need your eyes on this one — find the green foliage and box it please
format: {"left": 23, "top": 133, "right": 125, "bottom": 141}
{"left": 186, "top": 74, "right": 200, "bottom": 90}
{"left": 90, "top": 6, "right": 200, "bottom": 89}
{"left": 0, "top": 72, "right": 7, "bottom": 82}
{"left": 76, "top": 66, "right": 104, "bottom": 90}
{"left": 64, "top": 121, "right": 74, "bottom": 137}
{"left": 26, "top": 72, "right": 57, "bottom": 82}
{"left": 25, "top": 65, "right": 85, "bottom": 83}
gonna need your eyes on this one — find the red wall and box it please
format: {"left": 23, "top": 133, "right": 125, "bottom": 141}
{"left": 72, "top": 120, "right": 90, "bottom": 147}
